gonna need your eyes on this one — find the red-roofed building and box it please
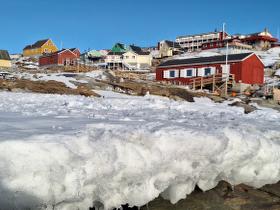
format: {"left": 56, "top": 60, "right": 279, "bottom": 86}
{"left": 236, "top": 28, "right": 278, "bottom": 50}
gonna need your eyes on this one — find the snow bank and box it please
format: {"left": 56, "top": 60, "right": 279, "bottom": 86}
{"left": 256, "top": 48, "right": 280, "bottom": 67}
{"left": 0, "top": 91, "right": 280, "bottom": 210}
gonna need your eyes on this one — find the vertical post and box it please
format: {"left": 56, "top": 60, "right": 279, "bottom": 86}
{"left": 225, "top": 41, "right": 229, "bottom": 96}
{"left": 193, "top": 79, "right": 196, "bottom": 91}
{"left": 212, "top": 74, "right": 215, "bottom": 92}
{"left": 200, "top": 77, "right": 203, "bottom": 91}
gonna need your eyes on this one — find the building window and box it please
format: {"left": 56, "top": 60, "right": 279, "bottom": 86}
{"left": 132, "top": 56, "right": 136, "bottom": 59}
{"left": 204, "top": 68, "right": 211, "bottom": 76}
{"left": 125, "top": 56, "right": 129, "bottom": 59}
{"left": 186, "top": 69, "right": 193, "bottom": 77}
{"left": 169, "top": 70, "right": 176, "bottom": 78}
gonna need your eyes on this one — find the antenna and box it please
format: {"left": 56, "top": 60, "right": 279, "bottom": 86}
{"left": 60, "top": 41, "right": 63, "bottom": 50}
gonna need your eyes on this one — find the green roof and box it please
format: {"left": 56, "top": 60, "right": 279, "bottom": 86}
{"left": 112, "top": 43, "right": 127, "bottom": 53}
{"left": 88, "top": 50, "right": 103, "bottom": 57}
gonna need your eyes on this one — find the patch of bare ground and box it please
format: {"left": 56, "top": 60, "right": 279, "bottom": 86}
{"left": 104, "top": 80, "right": 210, "bottom": 102}
{"left": 0, "top": 79, "right": 100, "bottom": 97}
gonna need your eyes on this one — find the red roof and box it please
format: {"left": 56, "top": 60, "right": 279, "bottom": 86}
{"left": 242, "top": 35, "right": 278, "bottom": 42}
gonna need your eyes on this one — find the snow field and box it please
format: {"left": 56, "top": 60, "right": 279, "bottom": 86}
{"left": 0, "top": 91, "right": 279, "bottom": 209}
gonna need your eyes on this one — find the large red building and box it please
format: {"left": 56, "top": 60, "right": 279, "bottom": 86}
{"left": 156, "top": 52, "right": 264, "bottom": 85}
{"left": 39, "top": 48, "right": 80, "bottom": 67}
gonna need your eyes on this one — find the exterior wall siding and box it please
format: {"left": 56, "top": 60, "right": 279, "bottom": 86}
{"left": 240, "top": 54, "right": 264, "bottom": 84}
{"left": 156, "top": 63, "right": 223, "bottom": 84}
{"left": 0, "top": 60, "right": 12, "bottom": 68}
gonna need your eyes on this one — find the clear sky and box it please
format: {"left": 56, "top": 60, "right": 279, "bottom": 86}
{"left": 1, "top": 0, "right": 280, "bottom": 53}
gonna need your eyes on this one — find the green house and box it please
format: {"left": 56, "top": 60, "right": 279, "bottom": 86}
{"left": 111, "top": 43, "right": 127, "bottom": 53}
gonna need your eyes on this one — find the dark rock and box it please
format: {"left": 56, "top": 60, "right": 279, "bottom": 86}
{"left": 229, "top": 101, "right": 257, "bottom": 114}
{"left": 139, "top": 181, "right": 280, "bottom": 210}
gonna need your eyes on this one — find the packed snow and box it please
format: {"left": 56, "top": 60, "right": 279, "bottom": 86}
{"left": 256, "top": 47, "right": 280, "bottom": 67}
{"left": 0, "top": 91, "right": 280, "bottom": 210}
{"left": 275, "top": 69, "right": 280, "bottom": 76}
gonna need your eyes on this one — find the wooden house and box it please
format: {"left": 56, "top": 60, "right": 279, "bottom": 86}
{"left": 39, "top": 49, "right": 79, "bottom": 67}
{"left": 23, "top": 39, "right": 58, "bottom": 57}
{"left": 156, "top": 52, "right": 264, "bottom": 86}
{"left": 123, "top": 47, "right": 152, "bottom": 69}
{"left": 158, "top": 40, "right": 184, "bottom": 58}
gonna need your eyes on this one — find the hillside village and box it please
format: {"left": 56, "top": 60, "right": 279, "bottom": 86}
{"left": 1, "top": 27, "right": 280, "bottom": 108}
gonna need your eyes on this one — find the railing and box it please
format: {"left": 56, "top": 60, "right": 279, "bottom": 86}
{"left": 189, "top": 73, "right": 235, "bottom": 90}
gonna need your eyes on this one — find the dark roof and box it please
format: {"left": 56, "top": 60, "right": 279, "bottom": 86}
{"left": 164, "top": 40, "right": 181, "bottom": 49}
{"left": 107, "top": 51, "right": 125, "bottom": 55}
{"left": 70, "top": 48, "right": 79, "bottom": 52}
{"left": 135, "top": 51, "right": 150, "bottom": 55}
{"left": 158, "top": 53, "right": 254, "bottom": 68}
{"left": 128, "top": 45, "right": 150, "bottom": 55}
{"left": 129, "top": 45, "right": 142, "bottom": 52}
{"left": 23, "top": 39, "right": 49, "bottom": 50}
{"left": 0, "top": 50, "right": 11, "bottom": 60}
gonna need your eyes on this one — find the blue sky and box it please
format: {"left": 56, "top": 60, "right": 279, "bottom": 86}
{"left": 1, "top": 0, "right": 280, "bottom": 53}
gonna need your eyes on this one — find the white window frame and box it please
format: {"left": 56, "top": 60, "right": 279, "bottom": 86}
{"left": 163, "top": 69, "right": 179, "bottom": 79}
{"left": 180, "top": 68, "right": 195, "bottom": 78}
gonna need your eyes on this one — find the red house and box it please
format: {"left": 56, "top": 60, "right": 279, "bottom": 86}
{"left": 156, "top": 52, "right": 264, "bottom": 85}
{"left": 70, "top": 48, "right": 81, "bottom": 57}
{"left": 39, "top": 48, "right": 80, "bottom": 67}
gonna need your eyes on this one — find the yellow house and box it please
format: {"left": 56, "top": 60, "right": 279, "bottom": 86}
{"left": 0, "top": 50, "right": 12, "bottom": 68}
{"left": 23, "top": 39, "right": 58, "bottom": 57}
{"left": 123, "top": 50, "right": 152, "bottom": 70}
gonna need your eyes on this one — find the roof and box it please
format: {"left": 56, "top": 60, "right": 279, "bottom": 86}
{"left": 70, "top": 48, "right": 79, "bottom": 52}
{"left": 164, "top": 40, "right": 181, "bottom": 49}
{"left": 129, "top": 45, "right": 142, "bottom": 52}
{"left": 107, "top": 51, "right": 125, "bottom": 55}
{"left": 128, "top": 45, "right": 151, "bottom": 55}
{"left": 135, "top": 51, "right": 150, "bottom": 55}
{"left": 40, "top": 49, "right": 77, "bottom": 58}
{"left": 158, "top": 53, "right": 254, "bottom": 68}
{"left": 0, "top": 50, "right": 11, "bottom": 60}
{"left": 23, "top": 39, "right": 49, "bottom": 50}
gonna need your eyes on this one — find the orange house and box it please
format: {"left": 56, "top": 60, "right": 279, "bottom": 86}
{"left": 23, "top": 39, "right": 58, "bottom": 57}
